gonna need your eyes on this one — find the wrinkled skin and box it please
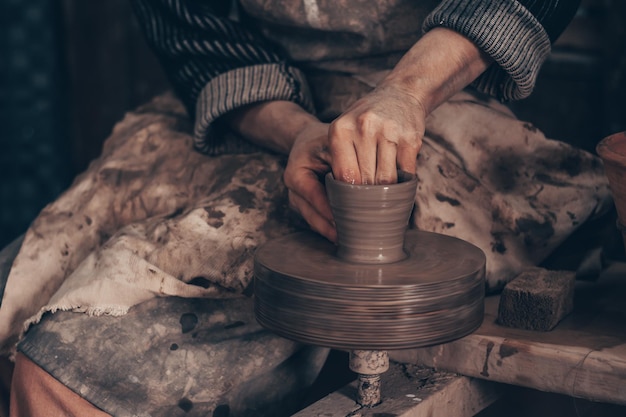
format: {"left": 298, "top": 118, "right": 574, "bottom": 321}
{"left": 327, "top": 84, "right": 425, "bottom": 186}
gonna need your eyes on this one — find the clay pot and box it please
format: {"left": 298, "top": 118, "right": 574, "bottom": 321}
{"left": 596, "top": 131, "right": 626, "bottom": 247}
{"left": 325, "top": 171, "right": 418, "bottom": 264}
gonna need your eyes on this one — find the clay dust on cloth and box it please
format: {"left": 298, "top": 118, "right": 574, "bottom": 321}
{"left": 0, "top": 94, "right": 305, "bottom": 356}
{"left": 0, "top": 91, "right": 612, "bottom": 356}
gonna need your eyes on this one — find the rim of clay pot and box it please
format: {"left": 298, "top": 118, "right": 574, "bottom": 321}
{"left": 324, "top": 171, "right": 418, "bottom": 190}
{"left": 596, "top": 131, "right": 626, "bottom": 165}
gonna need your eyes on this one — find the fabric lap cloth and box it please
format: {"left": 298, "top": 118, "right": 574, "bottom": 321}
{"left": 0, "top": 95, "right": 305, "bottom": 356}
{"left": 18, "top": 297, "right": 329, "bottom": 417}
{"left": 414, "top": 91, "right": 611, "bottom": 290}
{"left": 0, "top": 87, "right": 610, "bottom": 415}
{"left": 0, "top": 89, "right": 609, "bottom": 357}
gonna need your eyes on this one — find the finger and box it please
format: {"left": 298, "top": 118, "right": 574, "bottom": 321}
{"left": 285, "top": 168, "right": 335, "bottom": 224}
{"left": 352, "top": 111, "right": 383, "bottom": 185}
{"left": 352, "top": 116, "right": 377, "bottom": 185}
{"left": 328, "top": 120, "right": 361, "bottom": 184}
{"left": 354, "top": 135, "right": 377, "bottom": 185}
{"left": 396, "top": 135, "right": 421, "bottom": 176}
{"left": 375, "top": 138, "right": 398, "bottom": 184}
{"left": 288, "top": 190, "right": 337, "bottom": 242}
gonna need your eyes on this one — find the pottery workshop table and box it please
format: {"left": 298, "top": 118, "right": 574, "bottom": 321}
{"left": 391, "top": 262, "right": 626, "bottom": 406}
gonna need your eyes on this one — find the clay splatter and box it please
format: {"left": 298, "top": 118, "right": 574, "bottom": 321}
{"left": 178, "top": 397, "right": 193, "bottom": 412}
{"left": 480, "top": 341, "right": 495, "bottom": 377}
{"left": 188, "top": 277, "right": 211, "bottom": 288}
{"left": 516, "top": 217, "right": 555, "bottom": 247}
{"left": 435, "top": 193, "right": 461, "bottom": 206}
{"left": 490, "top": 232, "right": 507, "bottom": 254}
{"left": 180, "top": 313, "right": 198, "bottom": 334}
{"left": 213, "top": 404, "right": 230, "bottom": 417}
{"left": 228, "top": 187, "right": 256, "bottom": 212}
{"left": 224, "top": 321, "right": 245, "bottom": 330}
{"left": 499, "top": 343, "right": 518, "bottom": 359}
{"left": 204, "top": 207, "right": 225, "bottom": 228}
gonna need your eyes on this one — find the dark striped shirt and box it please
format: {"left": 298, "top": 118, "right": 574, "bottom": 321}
{"left": 131, "top": 0, "right": 580, "bottom": 155}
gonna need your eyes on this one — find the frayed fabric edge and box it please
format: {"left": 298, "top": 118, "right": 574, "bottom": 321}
{"left": 23, "top": 304, "right": 130, "bottom": 332}
{"left": 7, "top": 304, "right": 132, "bottom": 361}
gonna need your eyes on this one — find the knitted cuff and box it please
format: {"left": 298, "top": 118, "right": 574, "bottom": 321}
{"left": 194, "top": 63, "right": 315, "bottom": 155}
{"left": 423, "top": 0, "right": 551, "bottom": 101}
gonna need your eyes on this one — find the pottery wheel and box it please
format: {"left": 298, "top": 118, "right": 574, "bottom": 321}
{"left": 254, "top": 230, "right": 486, "bottom": 350}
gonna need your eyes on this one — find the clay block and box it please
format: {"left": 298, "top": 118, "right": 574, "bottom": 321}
{"left": 497, "top": 268, "right": 575, "bottom": 331}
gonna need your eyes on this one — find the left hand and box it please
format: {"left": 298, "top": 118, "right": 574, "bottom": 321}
{"left": 283, "top": 121, "right": 336, "bottom": 242}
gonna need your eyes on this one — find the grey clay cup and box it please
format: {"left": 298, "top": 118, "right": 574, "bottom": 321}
{"left": 325, "top": 171, "right": 418, "bottom": 264}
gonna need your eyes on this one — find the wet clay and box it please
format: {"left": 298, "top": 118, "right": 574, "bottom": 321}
{"left": 254, "top": 174, "right": 487, "bottom": 350}
{"left": 324, "top": 171, "right": 418, "bottom": 264}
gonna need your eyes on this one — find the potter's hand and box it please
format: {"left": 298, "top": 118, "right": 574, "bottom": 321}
{"left": 329, "top": 27, "right": 492, "bottom": 185}
{"left": 283, "top": 121, "right": 336, "bottom": 242}
{"left": 329, "top": 85, "right": 425, "bottom": 185}
{"left": 223, "top": 101, "right": 336, "bottom": 242}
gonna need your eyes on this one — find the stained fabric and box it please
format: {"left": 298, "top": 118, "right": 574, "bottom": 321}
{"left": 415, "top": 90, "right": 611, "bottom": 290}
{"left": 0, "top": 95, "right": 304, "bottom": 356}
{"left": 0, "top": 86, "right": 610, "bottom": 415}
{"left": 19, "top": 297, "right": 329, "bottom": 417}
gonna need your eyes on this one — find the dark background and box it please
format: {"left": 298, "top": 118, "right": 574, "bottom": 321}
{"left": 1, "top": 0, "right": 625, "bottom": 249}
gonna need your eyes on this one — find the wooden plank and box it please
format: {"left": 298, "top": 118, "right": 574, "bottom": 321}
{"left": 391, "top": 263, "right": 626, "bottom": 405}
{"left": 294, "top": 361, "right": 501, "bottom": 417}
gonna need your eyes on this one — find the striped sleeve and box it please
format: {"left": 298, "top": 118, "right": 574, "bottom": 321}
{"left": 131, "top": 0, "right": 314, "bottom": 155}
{"left": 423, "top": 0, "right": 581, "bottom": 101}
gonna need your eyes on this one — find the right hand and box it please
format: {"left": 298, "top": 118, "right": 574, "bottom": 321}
{"left": 328, "top": 83, "right": 425, "bottom": 186}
